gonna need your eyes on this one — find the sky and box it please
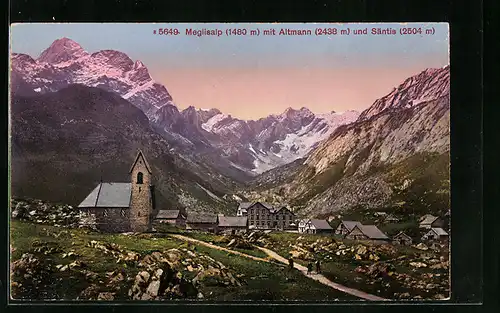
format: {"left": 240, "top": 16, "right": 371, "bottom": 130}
{"left": 10, "top": 23, "right": 449, "bottom": 120}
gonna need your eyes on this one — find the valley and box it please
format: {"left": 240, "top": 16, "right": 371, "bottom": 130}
{"left": 9, "top": 35, "right": 451, "bottom": 301}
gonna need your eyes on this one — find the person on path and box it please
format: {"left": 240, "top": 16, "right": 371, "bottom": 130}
{"left": 307, "top": 262, "right": 313, "bottom": 275}
{"left": 288, "top": 257, "right": 294, "bottom": 271}
{"left": 315, "top": 260, "right": 321, "bottom": 274}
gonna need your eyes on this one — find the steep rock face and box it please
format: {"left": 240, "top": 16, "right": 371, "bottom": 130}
{"left": 11, "top": 38, "right": 174, "bottom": 116}
{"left": 246, "top": 66, "right": 450, "bottom": 217}
{"left": 358, "top": 66, "right": 450, "bottom": 121}
{"left": 10, "top": 85, "right": 240, "bottom": 214}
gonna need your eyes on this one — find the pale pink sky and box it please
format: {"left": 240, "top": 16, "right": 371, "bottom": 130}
{"left": 153, "top": 64, "right": 441, "bottom": 120}
{"left": 11, "top": 23, "right": 449, "bottom": 120}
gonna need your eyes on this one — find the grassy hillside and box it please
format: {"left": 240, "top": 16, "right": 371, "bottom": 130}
{"left": 10, "top": 220, "right": 354, "bottom": 301}
{"left": 10, "top": 85, "right": 240, "bottom": 214}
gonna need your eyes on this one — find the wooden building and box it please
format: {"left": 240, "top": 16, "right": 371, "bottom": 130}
{"left": 421, "top": 227, "right": 449, "bottom": 241}
{"left": 298, "top": 219, "right": 310, "bottom": 233}
{"left": 218, "top": 216, "right": 248, "bottom": 235}
{"left": 334, "top": 221, "right": 363, "bottom": 236}
{"left": 419, "top": 214, "right": 444, "bottom": 229}
{"left": 345, "top": 225, "right": 390, "bottom": 243}
{"left": 186, "top": 214, "right": 219, "bottom": 233}
{"left": 392, "top": 231, "right": 413, "bottom": 245}
{"left": 153, "top": 210, "right": 186, "bottom": 227}
{"left": 303, "top": 219, "right": 333, "bottom": 234}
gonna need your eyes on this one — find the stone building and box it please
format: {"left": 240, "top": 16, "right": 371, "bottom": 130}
{"left": 239, "top": 202, "right": 296, "bottom": 230}
{"left": 78, "top": 150, "right": 155, "bottom": 233}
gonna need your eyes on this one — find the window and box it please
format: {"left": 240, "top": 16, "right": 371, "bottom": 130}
{"left": 103, "top": 209, "right": 108, "bottom": 217}
{"left": 137, "top": 172, "right": 143, "bottom": 184}
{"left": 121, "top": 210, "right": 126, "bottom": 217}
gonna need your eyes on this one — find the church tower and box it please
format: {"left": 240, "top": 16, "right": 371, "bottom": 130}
{"left": 129, "top": 150, "right": 153, "bottom": 232}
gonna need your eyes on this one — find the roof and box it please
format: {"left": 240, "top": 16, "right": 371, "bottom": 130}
{"left": 393, "top": 231, "right": 412, "bottom": 239}
{"left": 273, "top": 206, "right": 295, "bottom": 215}
{"left": 187, "top": 214, "right": 218, "bottom": 224}
{"left": 431, "top": 228, "right": 448, "bottom": 236}
{"left": 355, "top": 225, "right": 389, "bottom": 240}
{"left": 218, "top": 216, "right": 248, "bottom": 227}
{"left": 78, "top": 183, "right": 131, "bottom": 208}
{"left": 341, "top": 221, "right": 363, "bottom": 231}
{"left": 238, "top": 202, "right": 253, "bottom": 209}
{"left": 260, "top": 202, "right": 274, "bottom": 209}
{"left": 129, "top": 150, "right": 152, "bottom": 174}
{"left": 309, "top": 219, "right": 333, "bottom": 230}
{"left": 156, "top": 210, "right": 182, "bottom": 219}
{"left": 384, "top": 214, "right": 399, "bottom": 220}
{"left": 419, "top": 214, "right": 438, "bottom": 223}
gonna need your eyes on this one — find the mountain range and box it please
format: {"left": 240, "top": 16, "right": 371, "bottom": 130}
{"left": 246, "top": 65, "right": 450, "bottom": 218}
{"left": 11, "top": 38, "right": 359, "bottom": 175}
{"left": 10, "top": 38, "right": 450, "bottom": 217}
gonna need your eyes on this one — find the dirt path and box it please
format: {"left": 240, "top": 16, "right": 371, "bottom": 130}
{"left": 170, "top": 234, "right": 275, "bottom": 264}
{"left": 255, "top": 246, "right": 388, "bottom": 301}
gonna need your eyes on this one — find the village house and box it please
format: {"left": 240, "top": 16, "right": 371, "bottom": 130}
{"left": 421, "top": 227, "right": 449, "bottom": 242}
{"left": 299, "top": 219, "right": 333, "bottom": 234}
{"left": 392, "top": 231, "right": 413, "bottom": 246}
{"left": 345, "top": 225, "right": 390, "bottom": 243}
{"left": 153, "top": 209, "right": 186, "bottom": 228}
{"left": 186, "top": 214, "right": 219, "bottom": 233}
{"left": 419, "top": 214, "right": 444, "bottom": 229}
{"left": 78, "top": 150, "right": 154, "bottom": 233}
{"left": 298, "top": 219, "right": 310, "bottom": 233}
{"left": 217, "top": 216, "right": 248, "bottom": 235}
{"left": 239, "top": 202, "right": 296, "bottom": 230}
{"left": 334, "top": 221, "right": 363, "bottom": 236}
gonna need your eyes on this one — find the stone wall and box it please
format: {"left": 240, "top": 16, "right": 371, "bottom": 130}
{"left": 80, "top": 208, "right": 130, "bottom": 233}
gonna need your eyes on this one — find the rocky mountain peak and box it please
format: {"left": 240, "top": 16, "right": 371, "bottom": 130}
{"left": 358, "top": 66, "right": 450, "bottom": 121}
{"left": 38, "top": 37, "right": 88, "bottom": 64}
{"left": 91, "top": 50, "right": 135, "bottom": 72}
{"left": 133, "top": 60, "right": 145, "bottom": 70}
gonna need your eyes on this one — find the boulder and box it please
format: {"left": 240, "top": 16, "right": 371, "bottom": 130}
{"left": 97, "top": 292, "right": 115, "bottom": 300}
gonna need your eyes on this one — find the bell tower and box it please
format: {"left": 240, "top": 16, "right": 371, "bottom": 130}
{"left": 129, "top": 150, "right": 153, "bottom": 232}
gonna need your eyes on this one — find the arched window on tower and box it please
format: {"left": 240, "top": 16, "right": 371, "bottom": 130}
{"left": 137, "top": 172, "right": 143, "bottom": 184}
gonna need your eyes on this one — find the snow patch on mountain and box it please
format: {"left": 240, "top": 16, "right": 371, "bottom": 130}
{"left": 202, "top": 113, "right": 228, "bottom": 132}
{"left": 11, "top": 38, "right": 173, "bottom": 116}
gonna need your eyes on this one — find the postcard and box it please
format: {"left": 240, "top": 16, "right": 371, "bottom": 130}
{"left": 9, "top": 22, "right": 450, "bottom": 302}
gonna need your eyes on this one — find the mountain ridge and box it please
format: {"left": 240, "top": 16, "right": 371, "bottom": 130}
{"left": 11, "top": 38, "right": 360, "bottom": 174}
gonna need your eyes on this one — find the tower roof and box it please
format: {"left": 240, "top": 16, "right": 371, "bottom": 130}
{"left": 129, "top": 150, "right": 152, "bottom": 174}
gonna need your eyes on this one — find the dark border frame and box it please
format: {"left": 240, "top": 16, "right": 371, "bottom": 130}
{"left": 4, "top": 0, "right": 486, "bottom": 312}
